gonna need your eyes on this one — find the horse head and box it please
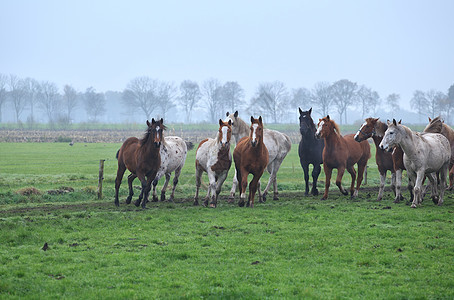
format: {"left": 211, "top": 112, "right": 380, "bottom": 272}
{"left": 354, "top": 117, "right": 379, "bottom": 142}
{"left": 249, "top": 116, "right": 264, "bottom": 147}
{"left": 299, "top": 107, "right": 315, "bottom": 137}
{"left": 379, "top": 119, "right": 402, "bottom": 152}
{"left": 224, "top": 111, "right": 239, "bottom": 134}
{"left": 218, "top": 119, "right": 232, "bottom": 149}
{"left": 147, "top": 118, "right": 165, "bottom": 148}
{"left": 315, "top": 115, "right": 338, "bottom": 139}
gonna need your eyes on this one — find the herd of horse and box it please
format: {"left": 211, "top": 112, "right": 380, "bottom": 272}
{"left": 114, "top": 109, "right": 454, "bottom": 209}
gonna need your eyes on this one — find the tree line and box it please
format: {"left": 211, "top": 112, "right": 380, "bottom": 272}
{"left": 1, "top": 73, "right": 453, "bottom": 125}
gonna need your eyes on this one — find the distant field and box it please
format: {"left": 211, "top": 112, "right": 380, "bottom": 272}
{"left": 0, "top": 136, "right": 453, "bottom": 298}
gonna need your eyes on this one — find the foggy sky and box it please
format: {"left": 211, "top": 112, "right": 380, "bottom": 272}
{"left": 1, "top": 0, "right": 453, "bottom": 112}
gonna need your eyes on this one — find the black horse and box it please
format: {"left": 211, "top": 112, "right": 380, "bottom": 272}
{"left": 298, "top": 108, "right": 324, "bottom": 196}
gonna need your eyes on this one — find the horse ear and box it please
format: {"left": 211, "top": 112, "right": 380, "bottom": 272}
{"left": 251, "top": 116, "right": 254, "bottom": 123}
{"left": 387, "top": 119, "right": 391, "bottom": 126}
{"left": 393, "top": 119, "right": 397, "bottom": 126}
{"left": 147, "top": 120, "right": 150, "bottom": 126}
{"left": 298, "top": 107, "right": 303, "bottom": 115}
{"left": 226, "top": 112, "right": 229, "bottom": 117}
{"left": 259, "top": 116, "right": 263, "bottom": 124}
{"left": 374, "top": 118, "right": 380, "bottom": 123}
{"left": 309, "top": 107, "right": 312, "bottom": 114}
{"left": 160, "top": 118, "right": 163, "bottom": 124}
{"left": 428, "top": 117, "right": 432, "bottom": 122}
{"left": 234, "top": 111, "right": 238, "bottom": 118}
{"left": 228, "top": 119, "right": 232, "bottom": 126}
{"left": 398, "top": 119, "right": 402, "bottom": 124}
{"left": 327, "top": 115, "right": 330, "bottom": 120}
{"left": 151, "top": 118, "right": 156, "bottom": 125}
{"left": 219, "top": 119, "right": 223, "bottom": 126}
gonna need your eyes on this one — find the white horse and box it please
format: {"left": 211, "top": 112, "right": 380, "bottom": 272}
{"left": 224, "top": 111, "right": 292, "bottom": 202}
{"left": 151, "top": 136, "right": 190, "bottom": 202}
{"left": 379, "top": 119, "right": 451, "bottom": 208}
{"left": 194, "top": 119, "right": 233, "bottom": 208}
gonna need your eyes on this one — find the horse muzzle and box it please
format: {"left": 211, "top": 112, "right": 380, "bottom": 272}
{"left": 154, "top": 142, "right": 161, "bottom": 148}
{"left": 251, "top": 140, "right": 257, "bottom": 147}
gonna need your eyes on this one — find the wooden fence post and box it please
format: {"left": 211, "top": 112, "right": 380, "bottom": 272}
{"left": 98, "top": 159, "right": 105, "bottom": 199}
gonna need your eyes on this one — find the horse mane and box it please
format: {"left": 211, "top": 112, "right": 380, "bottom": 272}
{"left": 236, "top": 116, "right": 250, "bottom": 134}
{"left": 327, "top": 118, "right": 341, "bottom": 136}
{"left": 140, "top": 122, "right": 167, "bottom": 146}
{"left": 423, "top": 116, "right": 443, "bottom": 134}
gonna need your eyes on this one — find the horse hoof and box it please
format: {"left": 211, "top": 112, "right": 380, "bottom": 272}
{"left": 125, "top": 196, "right": 132, "bottom": 204}
{"left": 227, "top": 197, "right": 235, "bottom": 204}
{"left": 312, "top": 189, "right": 319, "bottom": 196}
{"left": 160, "top": 193, "right": 166, "bottom": 202}
{"left": 411, "top": 203, "right": 417, "bottom": 208}
{"left": 432, "top": 197, "right": 439, "bottom": 204}
{"left": 193, "top": 199, "right": 199, "bottom": 206}
{"left": 168, "top": 196, "right": 174, "bottom": 202}
{"left": 320, "top": 196, "right": 327, "bottom": 201}
{"left": 203, "top": 199, "right": 209, "bottom": 207}
{"left": 273, "top": 196, "right": 279, "bottom": 201}
{"left": 151, "top": 196, "right": 159, "bottom": 202}
{"left": 238, "top": 200, "right": 245, "bottom": 207}
{"left": 115, "top": 201, "right": 119, "bottom": 207}
{"left": 209, "top": 203, "right": 216, "bottom": 208}
{"left": 134, "top": 201, "right": 141, "bottom": 207}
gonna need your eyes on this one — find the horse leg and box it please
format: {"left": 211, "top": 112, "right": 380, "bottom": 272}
{"left": 427, "top": 173, "right": 438, "bottom": 204}
{"left": 238, "top": 168, "right": 248, "bottom": 207}
{"left": 438, "top": 163, "right": 448, "bottom": 206}
{"left": 390, "top": 171, "right": 396, "bottom": 198}
{"left": 205, "top": 171, "right": 217, "bottom": 207}
{"left": 376, "top": 171, "right": 386, "bottom": 201}
{"left": 336, "top": 166, "right": 349, "bottom": 197}
{"left": 212, "top": 171, "right": 228, "bottom": 208}
{"left": 346, "top": 164, "right": 357, "bottom": 198}
{"left": 355, "top": 160, "right": 367, "bottom": 198}
{"left": 169, "top": 168, "right": 182, "bottom": 202}
{"left": 141, "top": 175, "right": 155, "bottom": 208}
{"left": 449, "top": 164, "right": 454, "bottom": 190}
{"left": 247, "top": 173, "right": 261, "bottom": 208}
{"left": 311, "top": 163, "right": 321, "bottom": 196}
{"left": 260, "top": 162, "right": 274, "bottom": 202}
{"left": 411, "top": 171, "right": 425, "bottom": 208}
{"left": 160, "top": 173, "right": 171, "bottom": 202}
{"left": 194, "top": 168, "right": 203, "bottom": 206}
{"left": 126, "top": 173, "right": 136, "bottom": 204}
{"left": 134, "top": 174, "right": 147, "bottom": 207}
{"left": 257, "top": 180, "right": 264, "bottom": 203}
{"left": 394, "top": 169, "right": 404, "bottom": 203}
{"left": 114, "top": 164, "right": 126, "bottom": 207}
{"left": 321, "top": 166, "right": 332, "bottom": 200}
{"left": 228, "top": 169, "right": 239, "bottom": 203}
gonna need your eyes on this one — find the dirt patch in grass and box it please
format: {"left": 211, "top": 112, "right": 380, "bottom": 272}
{"left": 16, "top": 187, "right": 42, "bottom": 196}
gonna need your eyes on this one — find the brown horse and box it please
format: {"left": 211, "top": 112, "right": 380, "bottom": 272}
{"left": 115, "top": 119, "right": 164, "bottom": 208}
{"left": 424, "top": 116, "right": 454, "bottom": 190}
{"left": 354, "top": 117, "right": 406, "bottom": 202}
{"left": 315, "top": 115, "right": 370, "bottom": 200}
{"left": 233, "top": 116, "right": 269, "bottom": 208}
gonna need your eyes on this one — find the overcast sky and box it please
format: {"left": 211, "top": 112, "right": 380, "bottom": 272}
{"left": 1, "top": 0, "right": 453, "bottom": 110}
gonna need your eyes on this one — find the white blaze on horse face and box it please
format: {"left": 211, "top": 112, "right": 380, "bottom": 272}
{"left": 251, "top": 124, "right": 258, "bottom": 143}
{"left": 315, "top": 121, "right": 324, "bottom": 136}
{"left": 156, "top": 126, "right": 160, "bottom": 140}
{"left": 221, "top": 125, "right": 229, "bottom": 146}
{"left": 354, "top": 122, "right": 367, "bottom": 140}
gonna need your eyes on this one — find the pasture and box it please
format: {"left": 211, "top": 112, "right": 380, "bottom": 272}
{"left": 1, "top": 140, "right": 454, "bottom": 298}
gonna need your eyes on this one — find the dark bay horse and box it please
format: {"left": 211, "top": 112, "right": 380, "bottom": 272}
{"left": 316, "top": 115, "right": 370, "bottom": 200}
{"left": 233, "top": 116, "right": 269, "bottom": 208}
{"left": 115, "top": 119, "right": 164, "bottom": 208}
{"left": 298, "top": 108, "right": 324, "bottom": 196}
{"left": 354, "top": 117, "right": 406, "bottom": 202}
{"left": 424, "top": 116, "right": 454, "bottom": 190}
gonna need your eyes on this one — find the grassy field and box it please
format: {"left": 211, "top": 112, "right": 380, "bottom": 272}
{"left": 0, "top": 141, "right": 453, "bottom": 299}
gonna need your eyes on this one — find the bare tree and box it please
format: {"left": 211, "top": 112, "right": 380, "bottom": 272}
{"left": 122, "top": 76, "right": 160, "bottom": 120}
{"left": 222, "top": 81, "right": 245, "bottom": 113}
{"left": 426, "top": 89, "right": 446, "bottom": 118}
{"left": 445, "top": 83, "right": 454, "bottom": 124}
{"left": 385, "top": 93, "right": 400, "bottom": 118}
{"left": 62, "top": 85, "right": 78, "bottom": 123}
{"left": 8, "top": 74, "right": 28, "bottom": 123}
{"left": 0, "top": 74, "right": 7, "bottom": 123}
{"left": 157, "top": 82, "right": 177, "bottom": 121}
{"left": 84, "top": 87, "right": 106, "bottom": 122}
{"left": 24, "top": 78, "right": 41, "bottom": 125}
{"left": 38, "top": 81, "right": 61, "bottom": 124}
{"left": 178, "top": 80, "right": 201, "bottom": 123}
{"left": 411, "top": 90, "right": 429, "bottom": 122}
{"left": 248, "top": 81, "right": 289, "bottom": 123}
{"left": 291, "top": 87, "right": 312, "bottom": 109}
{"left": 331, "top": 79, "right": 358, "bottom": 124}
{"left": 202, "top": 78, "right": 223, "bottom": 123}
{"left": 357, "top": 86, "right": 380, "bottom": 119}
{"left": 311, "top": 81, "right": 333, "bottom": 117}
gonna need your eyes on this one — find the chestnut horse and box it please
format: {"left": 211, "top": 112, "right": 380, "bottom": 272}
{"left": 233, "top": 116, "right": 269, "bottom": 208}
{"left": 423, "top": 116, "right": 454, "bottom": 190}
{"left": 354, "top": 117, "right": 406, "bottom": 202}
{"left": 298, "top": 107, "right": 324, "bottom": 196}
{"left": 115, "top": 119, "right": 163, "bottom": 208}
{"left": 380, "top": 119, "right": 451, "bottom": 208}
{"left": 315, "top": 115, "right": 370, "bottom": 200}
{"left": 194, "top": 119, "right": 232, "bottom": 208}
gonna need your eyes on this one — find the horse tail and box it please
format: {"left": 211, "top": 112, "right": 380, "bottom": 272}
{"left": 185, "top": 141, "right": 194, "bottom": 151}
{"left": 116, "top": 149, "right": 120, "bottom": 160}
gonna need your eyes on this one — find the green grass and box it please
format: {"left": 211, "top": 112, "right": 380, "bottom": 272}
{"left": 0, "top": 142, "right": 453, "bottom": 299}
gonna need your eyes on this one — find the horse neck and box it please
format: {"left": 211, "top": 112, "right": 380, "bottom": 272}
{"left": 396, "top": 127, "right": 419, "bottom": 159}
{"left": 323, "top": 129, "right": 342, "bottom": 147}
{"left": 234, "top": 118, "right": 250, "bottom": 143}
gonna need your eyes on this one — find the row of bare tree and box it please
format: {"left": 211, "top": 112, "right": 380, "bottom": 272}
{"left": 1, "top": 73, "right": 453, "bottom": 124}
